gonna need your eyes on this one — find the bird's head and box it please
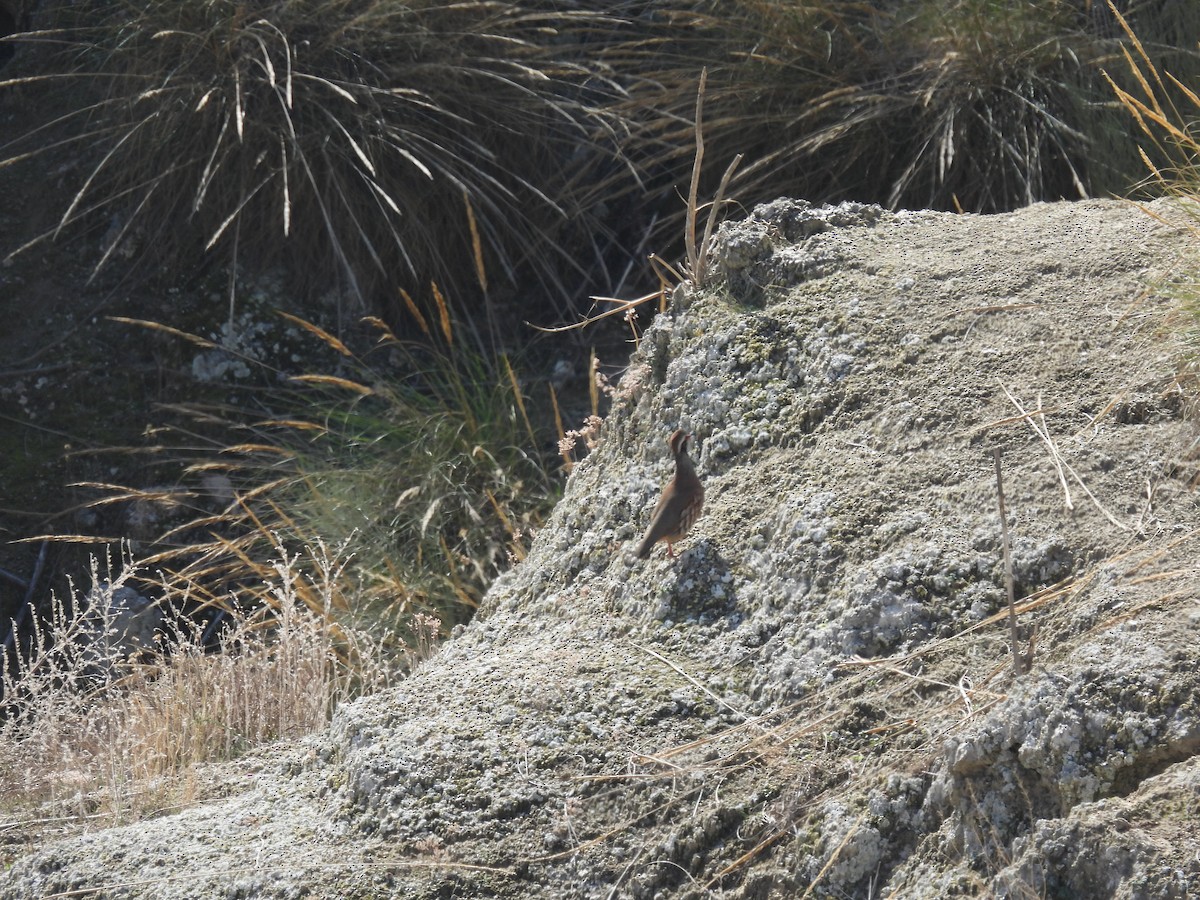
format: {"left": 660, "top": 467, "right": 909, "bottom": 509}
{"left": 668, "top": 429, "right": 692, "bottom": 457}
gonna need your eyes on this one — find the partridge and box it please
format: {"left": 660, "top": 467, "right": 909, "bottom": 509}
{"left": 635, "top": 429, "right": 704, "bottom": 559}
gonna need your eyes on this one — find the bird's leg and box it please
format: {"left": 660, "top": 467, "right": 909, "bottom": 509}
{"left": 667, "top": 542, "right": 675, "bottom": 559}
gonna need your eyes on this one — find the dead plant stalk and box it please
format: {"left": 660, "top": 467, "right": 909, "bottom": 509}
{"left": 992, "top": 448, "right": 1026, "bottom": 676}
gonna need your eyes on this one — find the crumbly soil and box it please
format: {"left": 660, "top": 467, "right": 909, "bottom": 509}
{"left": 3, "top": 197, "right": 1200, "bottom": 899}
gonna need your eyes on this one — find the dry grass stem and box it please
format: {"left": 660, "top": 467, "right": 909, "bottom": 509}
{"left": 798, "top": 812, "right": 867, "bottom": 900}
{"left": 684, "top": 68, "right": 708, "bottom": 282}
{"left": 631, "top": 641, "right": 752, "bottom": 725}
{"left": 999, "top": 381, "right": 1129, "bottom": 529}
{"left": 992, "top": 448, "right": 1027, "bottom": 676}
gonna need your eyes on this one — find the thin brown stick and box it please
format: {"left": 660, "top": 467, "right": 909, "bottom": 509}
{"left": 993, "top": 448, "right": 1026, "bottom": 676}
{"left": 632, "top": 641, "right": 750, "bottom": 724}
{"left": 685, "top": 68, "right": 707, "bottom": 280}
{"left": 799, "top": 812, "right": 867, "bottom": 899}
{"left": 693, "top": 152, "right": 743, "bottom": 285}
{"left": 705, "top": 824, "right": 793, "bottom": 890}
{"left": 529, "top": 291, "right": 657, "bottom": 333}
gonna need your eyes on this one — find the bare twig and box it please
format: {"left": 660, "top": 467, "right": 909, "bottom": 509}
{"left": 685, "top": 68, "right": 707, "bottom": 280}
{"left": 799, "top": 812, "right": 867, "bottom": 899}
{"left": 993, "top": 449, "right": 1026, "bottom": 676}
{"left": 999, "top": 381, "right": 1129, "bottom": 530}
{"left": 529, "top": 291, "right": 659, "bottom": 333}
{"left": 684, "top": 66, "right": 741, "bottom": 286}
{"left": 632, "top": 641, "right": 750, "bottom": 724}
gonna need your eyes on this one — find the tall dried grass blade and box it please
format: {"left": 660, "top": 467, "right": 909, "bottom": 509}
{"left": 464, "top": 191, "right": 488, "bottom": 292}
{"left": 484, "top": 488, "right": 514, "bottom": 539}
{"left": 260, "top": 494, "right": 303, "bottom": 535}
{"left": 1164, "top": 71, "right": 1200, "bottom": 121}
{"left": 295, "top": 72, "right": 358, "bottom": 104}
{"left": 503, "top": 354, "right": 536, "bottom": 446}
{"left": 1115, "top": 47, "right": 1155, "bottom": 108}
{"left": 277, "top": 312, "right": 353, "bottom": 357}
{"left": 1107, "top": 76, "right": 1152, "bottom": 138}
{"left": 696, "top": 152, "right": 742, "bottom": 285}
{"left": 1137, "top": 147, "right": 1163, "bottom": 184}
{"left": 398, "top": 288, "right": 431, "bottom": 336}
{"left": 431, "top": 281, "right": 454, "bottom": 345}
{"left": 252, "top": 32, "right": 277, "bottom": 88}
{"left": 364, "top": 176, "right": 402, "bottom": 214}
{"left": 438, "top": 535, "right": 478, "bottom": 608}
{"left": 194, "top": 115, "right": 231, "bottom": 212}
{"left": 288, "top": 374, "right": 373, "bottom": 395}
{"left": 221, "top": 443, "right": 297, "bottom": 456}
{"left": 56, "top": 122, "right": 148, "bottom": 238}
{"left": 361, "top": 316, "right": 399, "bottom": 343}
{"left": 237, "top": 477, "right": 294, "bottom": 502}
{"left": 420, "top": 496, "right": 441, "bottom": 538}
{"left": 685, "top": 68, "right": 708, "bottom": 280}
{"left": 328, "top": 115, "right": 376, "bottom": 176}
{"left": 1106, "top": 0, "right": 1167, "bottom": 101}
{"left": 208, "top": 533, "right": 276, "bottom": 582}
{"left": 549, "top": 384, "right": 567, "bottom": 459}
{"left": 589, "top": 349, "right": 599, "bottom": 419}
{"left": 234, "top": 67, "right": 244, "bottom": 139}
{"left": 253, "top": 419, "right": 328, "bottom": 434}
{"left": 205, "top": 173, "right": 271, "bottom": 250}
{"left": 279, "top": 138, "right": 291, "bottom": 236}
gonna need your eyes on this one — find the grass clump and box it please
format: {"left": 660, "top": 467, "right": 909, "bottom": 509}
{"left": 4, "top": 0, "right": 1196, "bottom": 340}
{"left": 0, "top": 295, "right": 551, "bottom": 839}
{"left": 101, "top": 301, "right": 562, "bottom": 651}
{"left": 2, "top": 0, "right": 629, "bottom": 321}
{"left": 620, "top": 0, "right": 1197, "bottom": 222}
{"left": 0, "top": 544, "right": 396, "bottom": 838}
{"left": 1105, "top": 0, "right": 1200, "bottom": 407}
{"left": 1107, "top": 1, "right": 1200, "bottom": 198}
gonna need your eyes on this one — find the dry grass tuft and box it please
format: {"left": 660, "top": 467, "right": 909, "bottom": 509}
{"left": 0, "top": 542, "right": 398, "bottom": 837}
{"left": 1, "top": 0, "right": 634, "bottom": 322}
{"left": 1106, "top": 0, "right": 1200, "bottom": 412}
{"left": 79, "top": 308, "right": 559, "bottom": 653}
{"left": 1107, "top": 0, "right": 1200, "bottom": 209}
{"left": 5, "top": 0, "right": 1187, "bottom": 335}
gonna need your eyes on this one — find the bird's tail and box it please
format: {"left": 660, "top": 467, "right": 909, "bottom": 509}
{"left": 634, "top": 537, "right": 653, "bottom": 559}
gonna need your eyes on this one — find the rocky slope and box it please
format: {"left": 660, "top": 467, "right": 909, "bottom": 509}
{"left": 4, "top": 197, "right": 1200, "bottom": 899}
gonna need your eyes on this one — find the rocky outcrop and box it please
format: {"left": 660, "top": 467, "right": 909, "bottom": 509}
{"left": 5, "top": 198, "right": 1199, "bottom": 899}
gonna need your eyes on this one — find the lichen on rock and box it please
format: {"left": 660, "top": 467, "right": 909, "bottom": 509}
{"left": 5, "top": 198, "right": 1200, "bottom": 899}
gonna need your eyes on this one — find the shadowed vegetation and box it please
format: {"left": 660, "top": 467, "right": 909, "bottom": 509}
{"left": 619, "top": 0, "right": 1200, "bottom": 225}
{"left": 3, "top": 0, "right": 1197, "bottom": 337}
{"left": 1107, "top": 0, "right": 1200, "bottom": 411}
{"left": 88, "top": 306, "right": 565, "bottom": 649}
{"left": 1, "top": 0, "right": 636, "bottom": 326}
